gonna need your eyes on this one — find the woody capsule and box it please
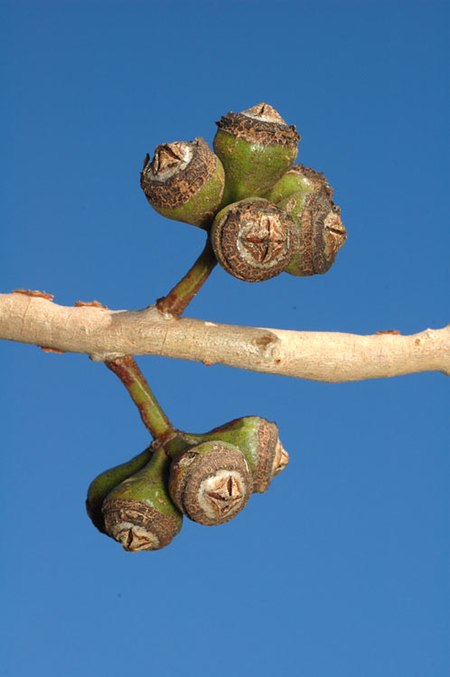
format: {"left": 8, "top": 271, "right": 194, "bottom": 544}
{"left": 86, "top": 415, "right": 289, "bottom": 547}
{"left": 140, "top": 137, "right": 225, "bottom": 228}
{"left": 213, "top": 103, "right": 300, "bottom": 204}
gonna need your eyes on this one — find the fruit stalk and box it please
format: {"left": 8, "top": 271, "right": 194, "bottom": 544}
{"left": 156, "top": 239, "right": 217, "bottom": 316}
{"left": 105, "top": 355, "right": 174, "bottom": 440}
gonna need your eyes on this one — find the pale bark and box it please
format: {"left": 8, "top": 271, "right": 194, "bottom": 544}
{"left": 0, "top": 291, "right": 448, "bottom": 382}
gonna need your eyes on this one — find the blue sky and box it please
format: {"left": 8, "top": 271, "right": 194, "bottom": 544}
{"left": 1, "top": 1, "right": 449, "bottom": 676}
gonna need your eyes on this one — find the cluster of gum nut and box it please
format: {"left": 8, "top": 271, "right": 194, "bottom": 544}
{"left": 141, "top": 102, "right": 347, "bottom": 282}
{"left": 87, "top": 416, "right": 289, "bottom": 552}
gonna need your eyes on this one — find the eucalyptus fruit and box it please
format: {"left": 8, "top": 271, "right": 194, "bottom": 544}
{"left": 264, "top": 163, "right": 328, "bottom": 205}
{"left": 87, "top": 415, "right": 289, "bottom": 543}
{"left": 168, "top": 440, "right": 252, "bottom": 526}
{"left": 102, "top": 448, "right": 182, "bottom": 552}
{"left": 168, "top": 416, "right": 288, "bottom": 526}
{"left": 210, "top": 198, "right": 298, "bottom": 282}
{"left": 275, "top": 165, "right": 347, "bottom": 276}
{"left": 140, "top": 137, "right": 225, "bottom": 228}
{"left": 214, "top": 103, "right": 300, "bottom": 204}
{"left": 196, "top": 416, "right": 289, "bottom": 493}
{"left": 86, "top": 445, "right": 152, "bottom": 533}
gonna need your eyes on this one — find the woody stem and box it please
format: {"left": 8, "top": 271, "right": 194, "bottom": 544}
{"left": 156, "top": 238, "right": 217, "bottom": 317}
{"left": 105, "top": 355, "right": 174, "bottom": 440}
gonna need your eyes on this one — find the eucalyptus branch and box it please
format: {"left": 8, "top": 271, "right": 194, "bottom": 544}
{"left": 103, "top": 235, "right": 216, "bottom": 445}
{"left": 1, "top": 292, "right": 448, "bottom": 382}
{"left": 8, "top": 101, "right": 445, "bottom": 558}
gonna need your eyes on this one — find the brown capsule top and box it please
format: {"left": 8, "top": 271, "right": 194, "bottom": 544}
{"left": 210, "top": 198, "right": 298, "bottom": 282}
{"left": 251, "top": 418, "right": 289, "bottom": 493}
{"left": 101, "top": 448, "right": 183, "bottom": 552}
{"left": 141, "top": 137, "right": 214, "bottom": 209}
{"left": 102, "top": 498, "right": 181, "bottom": 552}
{"left": 292, "top": 190, "right": 346, "bottom": 276}
{"left": 169, "top": 441, "right": 252, "bottom": 526}
{"left": 140, "top": 137, "right": 224, "bottom": 227}
{"left": 216, "top": 103, "right": 300, "bottom": 147}
{"left": 276, "top": 165, "right": 346, "bottom": 277}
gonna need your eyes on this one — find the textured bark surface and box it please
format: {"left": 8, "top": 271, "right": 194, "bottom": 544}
{"left": 0, "top": 292, "right": 448, "bottom": 382}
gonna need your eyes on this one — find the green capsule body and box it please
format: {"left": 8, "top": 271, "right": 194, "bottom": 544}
{"left": 264, "top": 163, "right": 325, "bottom": 204}
{"left": 86, "top": 446, "right": 152, "bottom": 533}
{"left": 102, "top": 448, "right": 182, "bottom": 552}
{"left": 214, "top": 103, "right": 300, "bottom": 204}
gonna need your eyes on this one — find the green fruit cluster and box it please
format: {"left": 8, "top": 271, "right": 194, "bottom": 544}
{"left": 140, "top": 102, "right": 346, "bottom": 282}
{"left": 86, "top": 416, "right": 288, "bottom": 552}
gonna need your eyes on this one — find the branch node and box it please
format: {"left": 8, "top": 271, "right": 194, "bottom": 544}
{"left": 12, "top": 289, "right": 54, "bottom": 301}
{"left": 75, "top": 300, "right": 109, "bottom": 309}
{"left": 375, "top": 329, "right": 401, "bottom": 335}
{"left": 89, "top": 352, "right": 126, "bottom": 362}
